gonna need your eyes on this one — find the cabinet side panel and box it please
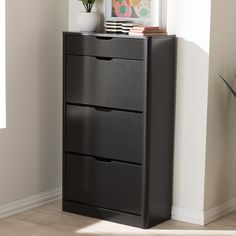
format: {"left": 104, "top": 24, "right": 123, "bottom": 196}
{"left": 63, "top": 33, "right": 68, "bottom": 207}
{"left": 145, "top": 36, "right": 176, "bottom": 228}
{"left": 62, "top": 33, "right": 66, "bottom": 205}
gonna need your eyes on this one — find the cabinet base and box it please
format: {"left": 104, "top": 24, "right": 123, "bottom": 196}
{"left": 63, "top": 200, "right": 143, "bottom": 228}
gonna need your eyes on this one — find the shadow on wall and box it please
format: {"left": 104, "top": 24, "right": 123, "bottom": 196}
{"left": 174, "top": 36, "right": 236, "bottom": 222}
{"left": 173, "top": 37, "right": 209, "bottom": 212}
{"left": 204, "top": 59, "right": 236, "bottom": 209}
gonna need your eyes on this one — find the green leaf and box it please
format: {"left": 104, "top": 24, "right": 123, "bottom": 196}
{"left": 218, "top": 74, "right": 236, "bottom": 97}
{"left": 78, "top": 0, "right": 95, "bottom": 12}
{"left": 79, "top": 0, "right": 95, "bottom": 4}
{"left": 79, "top": 0, "right": 88, "bottom": 3}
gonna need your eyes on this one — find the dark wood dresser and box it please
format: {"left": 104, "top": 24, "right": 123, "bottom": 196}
{"left": 63, "top": 32, "right": 176, "bottom": 229}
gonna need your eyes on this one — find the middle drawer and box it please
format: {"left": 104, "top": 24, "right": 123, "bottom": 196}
{"left": 66, "top": 55, "right": 145, "bottom": 111}
{"left": 65, "top": 105, "right": 144, "bottom": 164}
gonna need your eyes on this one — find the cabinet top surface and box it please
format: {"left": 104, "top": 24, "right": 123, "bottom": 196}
{"left": 63, "top": 31, "right": 175, "bottom": 40}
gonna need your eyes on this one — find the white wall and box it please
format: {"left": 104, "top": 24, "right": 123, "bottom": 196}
{"left": 0, "top": 0, "right": 6, "bottom": 128}
{"left": 0, "top": 0, "right": 68, "bottom": 205}
{"left": 205, "top": 0, "right": 236, "bottom": 210}
{"left": 167, "top": 0, "right": 211, "bottom": 222}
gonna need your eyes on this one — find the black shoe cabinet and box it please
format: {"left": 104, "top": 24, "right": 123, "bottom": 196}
{"left": 63, "top": 32, "right": 176, "bottom": 229}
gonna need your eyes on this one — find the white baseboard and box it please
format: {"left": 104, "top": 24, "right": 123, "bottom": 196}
{"left": 172, "top": 206, "right": 204, "bottom": 225}
{"left": 204, "top": 197, "right": 236, "bottom": 225}
{"left": 0, "top": 188, "right": 62, "bottom": 219}
{"left": 172, "top": 197, "right": 236, "bottom": 225}
{"left": 1, "top": 188, "right": 235, "bottom": 225}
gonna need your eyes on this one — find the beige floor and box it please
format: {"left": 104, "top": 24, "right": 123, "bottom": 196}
{"left": 0, "top": 200, "right": 236, "bottom": 236}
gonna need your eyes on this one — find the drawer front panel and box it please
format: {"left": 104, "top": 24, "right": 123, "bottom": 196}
{"left": 65, "top": 153, "right": 142, "bottom": 215}
{"left": 66, "top": 105, "right": 144, "bottom": 164}
{"left": 66, "top": 55, "right": 145, "bottom": 111}
{"left": 65, "top": 35, "right": 145, "bottom": 60}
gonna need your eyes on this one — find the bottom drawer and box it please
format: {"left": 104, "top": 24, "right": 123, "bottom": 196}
{"left": 65, "top": 153, "right": 142, "bottom": 215}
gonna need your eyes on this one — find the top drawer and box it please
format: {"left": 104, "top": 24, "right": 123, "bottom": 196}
{"left": 65, "top": 34, "right": 145, "bottom": 60}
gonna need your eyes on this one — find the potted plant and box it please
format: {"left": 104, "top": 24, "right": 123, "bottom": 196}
{"left": 77, "top": 0, "right": 100, "bottom": 32}
{"left": 80, "top": 0, "right": 96, "bottom": 12}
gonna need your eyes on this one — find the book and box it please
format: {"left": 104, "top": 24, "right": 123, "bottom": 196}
{"left": 122, "top": 26, "right": 134, "bottom": 30}
{"left": 105, "top": 25, "right": 122, "bottom": 29}
{"left": 132, "top": 26, "right": 160, "bottom": 31}
{"left": 130, "top": 30, "right": 165, "bottom": 34}
{"left": 106, "top": 21, "right": 124, "bottom": 26}
{"left": 121, "top": 29, "right": 130, "bottom": 34}
{"left": 129, "top": 31, "right": 168, "bottom": 36}
{"left": 122, "top": 22, "right": 138, "bottom": 27}
{"left": 129, "top": 25, "right": 166, "bottom": 36}
{"left": 130, "top": 28, "right": 165, "bottom": 33}
{"left": 106, "top": 28, "right": 123, "bottom": 33}
{"left": 105, "top": 21, "right": 139, "bottom": 34}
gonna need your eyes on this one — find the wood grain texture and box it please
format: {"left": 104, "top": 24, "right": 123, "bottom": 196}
{"left": 0, "top": 200, "right": 236, "bottom": 236}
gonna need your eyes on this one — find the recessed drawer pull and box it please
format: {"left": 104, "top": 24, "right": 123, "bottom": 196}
{"left": 95, "top": 56, "right": 113, "bottom": 61}
{"left": 95, "top": 36, "right": 113, "bottom": 40}
{"left": 94, "top": 107, "right": 113, "bottom": 112}
{"left": 94, "top": 157, "right": 112, "bottom": 163}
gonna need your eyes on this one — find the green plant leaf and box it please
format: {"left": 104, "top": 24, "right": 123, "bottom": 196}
{"left": 79, "top": 0, "right": 95, "bottom": 4}
{"left": 218, "top": 74, "right": 236, "bottom": 97}
{"left": 78, "top": 0, "right": 95, "bottom": 12}
{"left": 79, "top": 0, "right": 89, "bottom": 3}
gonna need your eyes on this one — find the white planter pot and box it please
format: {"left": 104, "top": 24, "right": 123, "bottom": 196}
{"left": 76, "top": 12, "right": 100, "bottom": 32}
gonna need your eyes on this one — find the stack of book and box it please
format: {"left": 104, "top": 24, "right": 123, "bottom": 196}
{"left": 129, "top": 26, "right": 167, "bottom": 36}
{"left": 121, "top": 22, "right": 138, "bottom": 34}
{"left": 105, "top": 21, "right": 138, "bottom": 34}
{"left": 105, "top": 21, "right": 123, "bottom": 34}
